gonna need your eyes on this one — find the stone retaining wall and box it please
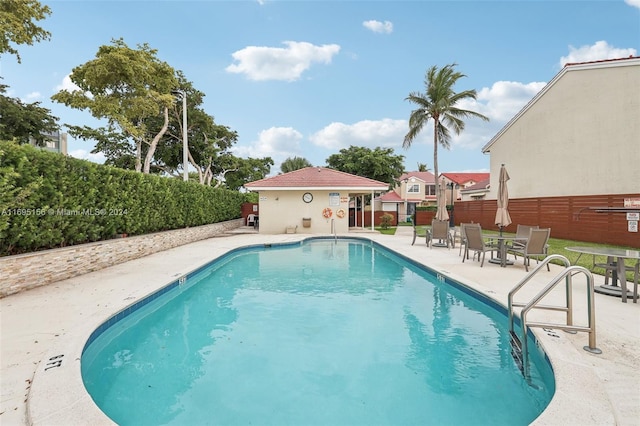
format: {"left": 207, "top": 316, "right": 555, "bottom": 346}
{"left": 0, "top": 219, "right": 243, "bottom": 298}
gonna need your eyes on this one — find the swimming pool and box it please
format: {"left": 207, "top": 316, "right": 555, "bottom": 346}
{"left": 81, "top": 238, "right": 555, "bottom": 425}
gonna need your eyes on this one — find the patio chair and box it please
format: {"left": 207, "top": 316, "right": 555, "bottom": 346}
{"left": 508, "top": 228, "right": 551, "bottom": 272}
{"left": 509, "top": 224, "right": 539, "bottom": 250}
{"left": 427, "top": 219, "right": 454, "bottom": 249}
{"left": 247, "top": 214, "right": 257, "bottom": 227}
{"left": 411, "top": 215, "right": 429, "bottom": 246}
{"left": 462, "top": 224, "right": 497, "bottom": 267}
{"left": 458, "top": 223, "right": 477, "bottom": 258}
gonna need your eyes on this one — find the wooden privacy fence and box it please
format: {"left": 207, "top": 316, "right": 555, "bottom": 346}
{"left": 453, "top": 194, "right": 640, "bottom": 248}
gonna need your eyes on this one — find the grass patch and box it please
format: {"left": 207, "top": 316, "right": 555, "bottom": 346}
{"left": 405, "top": 225, "right": 638, "bottom": 281}
{"left": 375, "top": 227, "right": 397, "bottom": 235}
{"left": 489, "top": 232, "right": 637, "bottom": 281}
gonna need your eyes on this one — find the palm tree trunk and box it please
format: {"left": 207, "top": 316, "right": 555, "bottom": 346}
{"left": 433, "top": 121, "right": 439, "bottom": 200}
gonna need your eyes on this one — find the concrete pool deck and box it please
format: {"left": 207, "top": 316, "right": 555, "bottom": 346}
{"left": 1, "top": 227, "right": 639, "bottom": 425}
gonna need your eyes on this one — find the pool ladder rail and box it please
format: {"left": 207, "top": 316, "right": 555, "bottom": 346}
{"left": 507, "top": 254, "right": 602, "bottom": 378}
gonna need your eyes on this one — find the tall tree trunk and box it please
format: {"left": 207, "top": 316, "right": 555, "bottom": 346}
{"left": 135, "top": 139, "right": 142, "bottom": 173}
{"left": 188, "top": 150, "right": 205, "bottom": 184}
{"left": 142, "top": 107, "right": 170, "bottom": 174}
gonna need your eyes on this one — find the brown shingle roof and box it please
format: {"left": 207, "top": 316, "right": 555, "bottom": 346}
{"left": 244, "top": 167, "right": 389, "bottom": 191}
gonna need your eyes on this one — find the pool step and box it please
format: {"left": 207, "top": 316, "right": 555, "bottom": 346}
{"left": 509, "top": 330, "right": 524, "bottom": 374}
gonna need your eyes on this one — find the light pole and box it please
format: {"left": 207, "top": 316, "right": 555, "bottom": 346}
{"left": 403, "top": 178, "right": 409, "bottom": 224}
{"left": 172, "top": 89, "right": 188, "bottom": 182}
{"left": 448, "top": 182, "right": 455, "bottom": 226}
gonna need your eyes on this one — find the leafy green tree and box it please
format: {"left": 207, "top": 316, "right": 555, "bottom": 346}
{"left": 281, "top": 156, "right": 312, "bottom": 173}
{"left": 226, "top": 157, "right": 274, "bottom": 191}
{"left": 51, "top": 38, "right": 178, "bottom": 174}
{"left": 0, "top": 0, "right": 51, "bottom": 63}
{"left": 0, "top": 84, "right": 59, "bottom": 144}
{"left": 325, "top": 146, "right": 404, "bottom": 187}
{"left": 403, "top": 63, "right": 489, "bottom": 198}
{"left": 151, "top": 76, "right": 241, "bottom": 185}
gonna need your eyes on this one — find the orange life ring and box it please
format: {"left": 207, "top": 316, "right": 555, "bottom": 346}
{"left": 336, "top": 208, "right": 346, "bottom": 219}
{"left": 322, "top": 208, "right": 333, "bottom": 219}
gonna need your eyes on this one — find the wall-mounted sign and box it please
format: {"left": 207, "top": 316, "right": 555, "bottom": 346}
{"left": 329, "top": 192, "right": 340, "bottom": 206}
{"left": 624, "top": 198, "right": 640, "bottom": 207}
{"left": 626, "top": 212, "right": 640, "bottom": 221}
{"left": 628, "top": 220, "right": 638, "bottom": 233}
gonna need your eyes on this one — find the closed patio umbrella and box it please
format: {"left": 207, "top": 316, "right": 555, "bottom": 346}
{"left": 436, "top": 178, "right": 449, "bottom": 221}
{"left": 494, "top": 164, "right": 512, "bottom": 235}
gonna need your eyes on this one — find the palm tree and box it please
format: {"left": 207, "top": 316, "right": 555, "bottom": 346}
{"left": 280, "top": 156, "right": 312, "bottom": 173}
{"left": 417, "top": 162, "right": 430, "bottom": 172}
{"left": 403, "top": 63, "right": 489, "bottom": 203}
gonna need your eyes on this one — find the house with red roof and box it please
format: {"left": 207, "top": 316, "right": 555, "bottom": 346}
{"left": 377, "top": 171, "right": 437, "bottom": 223}
{"left": 440, "top": 172, "right": 490, "bottom": 204}
{"left": 459, "top": 178, "right": 491, "bottom": 201}
{"left": 244, "top": 167, "right": 389, "bottom": 234}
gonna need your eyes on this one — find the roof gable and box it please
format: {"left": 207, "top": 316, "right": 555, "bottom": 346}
{"left": 398, "top": 171, "right": 436, "bottom": 184}
{"left": 441, "top": 172, "right": 490, "bottom": 185}
{"left": 244, "top": 167, "right": 389, "bottom": 190}
{"left": 461, "top": 178, "right": 490, "bottom": 192}
{"left": 482, "top": 56, "right": 640, "bottom": 153}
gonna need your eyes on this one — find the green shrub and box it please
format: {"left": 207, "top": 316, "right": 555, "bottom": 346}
{"left": 0, "top": 142, "right": 246, "bottom": 256}
{"left": 380, "top": 213, "right": 394, "bottom": 229}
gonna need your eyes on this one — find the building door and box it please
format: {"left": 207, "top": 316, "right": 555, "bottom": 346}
{"left": 406, "top": 202, "right": 416, "bottom": 223}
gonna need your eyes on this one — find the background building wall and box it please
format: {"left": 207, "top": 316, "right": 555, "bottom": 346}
{"left": 486, "top": 62, "right": 640, "bottom": 199}
{"left": 256, "top": 190, "right": 350, "bottom": 234}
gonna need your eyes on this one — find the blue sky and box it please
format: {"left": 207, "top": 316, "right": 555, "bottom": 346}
{"left": 2, "top": 0, "right": 639, "bottom": 175}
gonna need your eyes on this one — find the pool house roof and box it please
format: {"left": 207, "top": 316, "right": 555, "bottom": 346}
{"left": 244, "top": 167, "right": 390, "bottom": 192}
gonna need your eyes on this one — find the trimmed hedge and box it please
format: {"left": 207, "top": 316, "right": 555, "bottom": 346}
{"left": 0, "top": 142, "right": 246, "bottom": 256}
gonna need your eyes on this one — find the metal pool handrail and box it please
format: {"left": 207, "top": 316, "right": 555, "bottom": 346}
{"left": 508, "top": 254, "right": 601, "bottom": 377}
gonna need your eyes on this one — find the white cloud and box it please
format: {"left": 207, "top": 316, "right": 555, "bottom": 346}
{"left": 559, "top": 40, "right": 637, "bottom": 68}
{"left": 474, "top": 81, "right": 546, "bottom": 122}
{"left": 309, "top": 118, "right": 406, "bottom": 150}
{"left": 55, "top": 74, "right": 81, "bottom": 92}
{"left": 625, "top": 0, "right": 640, "bottom": 9}
{"left": 24, "top": 92, "right": 41, "bottom": 101}
{"left": 304, "top": 81, "right": 545, "bottom": 155}
{"left": 232, "top": 126, "right": 304, "bottom": 165}
{"left": 363, "top": 20, "right": 393, "bottom": 34}
{"left": 69, "top": 149, "right": 106, "bottom": 164}
{"left": 442, "top": 81, "right": 545, "bottom": 149}
{"left": 225, "top": 41, "right": 340, "bottom": 81}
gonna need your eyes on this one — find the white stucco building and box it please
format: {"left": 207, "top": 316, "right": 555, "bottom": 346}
{"left": 244, "top": 167, "right": 389, "bottom": 234}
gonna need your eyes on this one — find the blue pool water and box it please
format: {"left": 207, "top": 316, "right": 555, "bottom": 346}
{"left": 82, "top": 238, "right": 555, "bottom": 425}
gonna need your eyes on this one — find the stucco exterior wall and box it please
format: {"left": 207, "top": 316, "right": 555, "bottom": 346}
{"left": 486, "top": 62, "right": 640, "bottom": 199}
{"left": 257, "top": 190, "right": 351, "bottom": 234}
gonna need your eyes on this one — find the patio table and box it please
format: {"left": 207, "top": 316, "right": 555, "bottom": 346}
{"left": 566, "top": 246, "right": 640, "bottom": 303}
{"left": 487, "top": 235, "right": 516, "bottom": 267}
